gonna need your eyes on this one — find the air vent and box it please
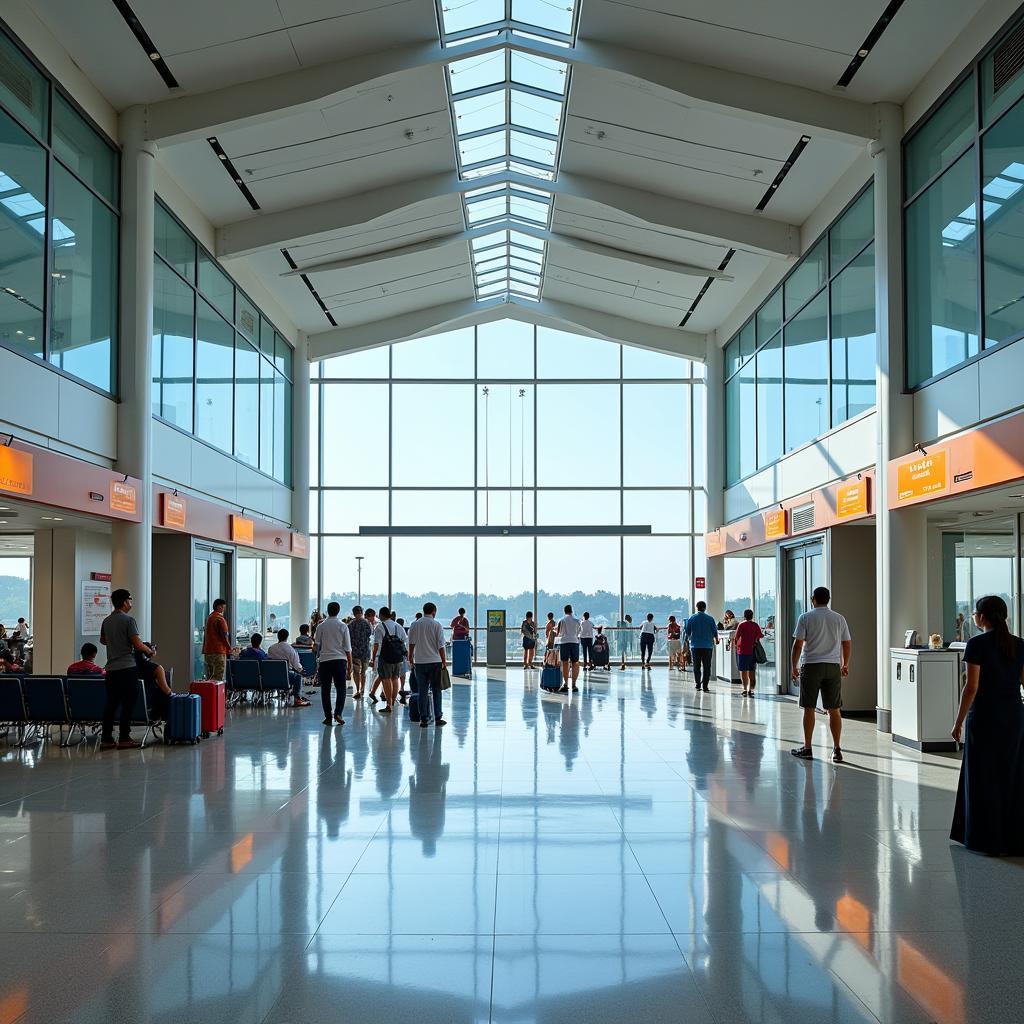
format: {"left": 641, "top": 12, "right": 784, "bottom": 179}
{"left": 239, "top": 309, "right": 256, "bottom": 337}
{"left": 792, "top": 504, "right": 815, "bottom": 532}
{"left": 993, "top": 20, "right": 1024, "bottom": 94}
{"left": 0, "top": 51, "right": 35, "bottom": 113}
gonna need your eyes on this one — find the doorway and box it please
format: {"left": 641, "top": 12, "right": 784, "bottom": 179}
{"left": 193, "top": 546, "right": 229, "bottom": 680}
{"left": 782, "top": 538, "right": 825, "bottom": 695}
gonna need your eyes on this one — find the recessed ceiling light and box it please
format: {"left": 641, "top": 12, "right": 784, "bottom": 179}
{"left": 149, "top": 51, "right": 160, "bottom": 60}
{"left": 53, "top": 517, "right": 63, "bottom": 521}
{"left": 857, "top": 48, "right": 870, "bottom": 57}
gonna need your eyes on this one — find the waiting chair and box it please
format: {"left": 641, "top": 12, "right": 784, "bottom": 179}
{"left": 297, "top": 650, "right": 317, "bottom": 681}
{"left": 226, "top": 659, "right": 261, "bottom": 705}
{"left": 258, "top": 660, "right": 291, "bottom": 704}
{"left": 23, "top": 676, "right": 70, "bottom": 745}
{"left": 0, "top": 675, "right": 28, "bottom": 745}
{"left": 65, "top": 676, "right": 108, "bottom": 746}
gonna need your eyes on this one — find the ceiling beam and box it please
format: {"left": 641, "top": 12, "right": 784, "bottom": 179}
{"left": 305, "top": 295, "right": 707, "bottom": 362}
{"left": 145, "top": 31, "right": 876, "bottom": 145}
{"left": 284, "top": 226, "right": 734, "bottom": 281}
{"left": 217, "top": 169, "right": 797, "bottom": 259}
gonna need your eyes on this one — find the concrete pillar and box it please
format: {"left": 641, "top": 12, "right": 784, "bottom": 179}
{"left": 290, "top": 331, "right": 311, "bottom": 631}
{"left": 704, "top": 336, "right": 725, "bottom": 616}
{"left": 111, "top": 106, "right": 156, "bottom": 636}
{"left": 873, "top": 102, "right": 926, "bottom": 732}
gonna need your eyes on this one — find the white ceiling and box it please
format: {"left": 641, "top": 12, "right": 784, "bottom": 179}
{"left": 24, "top": 0, "right": 997, "bottom": 351}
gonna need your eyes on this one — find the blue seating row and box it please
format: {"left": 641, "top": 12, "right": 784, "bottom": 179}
{"left": 226, "top": 659, "right": 293, "bottom": 705}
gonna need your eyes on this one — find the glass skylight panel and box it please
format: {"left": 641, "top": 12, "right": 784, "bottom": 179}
{"left": 509, "top": 194, "right": 549, "bottom": 223}
{"left": 453, "top": 92, "right": 506, "bottom": 136}
{"left": 477, "top": 268, "right": 509, "bottom": 285}
{"left": 467, "top": 196, "right": 509, "bottom": 224}
{"left": 511, "top": 52, "right": 567, "bottom": 95}
{"left": 511, "top": 0, "right": 578, "bottom": 37}
{"left": 510, "top": 243, "right": 543, "bottom": 262}
{"left": 439, "top": 0, "right": 504, "bottom": 36}
{"left": 471, "top": 230, "right": 505, "bottom": 252}
{"left": 510, "top": 255, "right": 542, "bottom": 273}
{"left": 475, "top": 255, "right": 509, "bottom": 274}
{"left": 510, "top": 90, "right": 562, "bottom": 135}
{"left": 447, "top": 52, "right": 506, "bottom": 94}
{"left": 459, "top": 132, "right": 507, "bottom": 166}
{"left": 509, "top": 131, "right": 556, "bottom": 166}
{"left": 478, "top": 281, "right": 509, "bottom": 297}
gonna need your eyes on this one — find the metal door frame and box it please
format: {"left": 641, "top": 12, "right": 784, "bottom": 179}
{"left": 778, "top": 533, "right": 828, "bottom": 695}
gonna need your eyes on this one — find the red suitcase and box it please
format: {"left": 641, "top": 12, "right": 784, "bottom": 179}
{"left": 189, "top": 680, "right": 225, "bottom": 738}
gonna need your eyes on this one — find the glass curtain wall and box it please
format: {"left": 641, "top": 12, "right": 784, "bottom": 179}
{"left": 724, "top": 184, "right": 875, "bottom": 484}
{"left": 152, "top": 200, "right": 293, "bottom": 484}
{"left": 0, "top": 28, "right": 119, "bottom": 394}
{"left": 905, "top": 12, "right": 1024, "bottom": 387}
{"left": 308, "top": 320, "right": 705, "bottom": 659}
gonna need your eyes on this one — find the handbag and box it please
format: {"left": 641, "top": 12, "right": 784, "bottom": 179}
{"left": 440, "top": 666, "right": 452, "bottom": 690}
{"left": 753, "top": 639, "right": 767, "bottom": 665}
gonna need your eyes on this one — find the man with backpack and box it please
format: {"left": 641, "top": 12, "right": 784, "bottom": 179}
{"left": 372, "top": 605, "right": 407, "bottom": 714}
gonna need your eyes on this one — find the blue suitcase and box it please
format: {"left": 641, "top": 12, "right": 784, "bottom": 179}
{"left": 165, "top": 693, "right": 202, "bottom": 745}
{"left": 452, "top": 639, "right": 472, "bottom": 677}
{"left": 540, "top": 664, "right": 562, "bottom": 692}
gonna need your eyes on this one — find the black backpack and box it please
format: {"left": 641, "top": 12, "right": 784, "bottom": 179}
{"left": 380, "top": 620, "right": 406, "bottom": 663}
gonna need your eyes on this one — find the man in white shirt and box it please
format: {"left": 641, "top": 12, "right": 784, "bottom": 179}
{"left": 407, "top": 602, "right": 447, "bottom": 728}
{"left": 579, "top": 611, "right": 596, "bottom": 669}
{"left": 314, "top": 601, "right": 353, "bottom": 727}
{"left": 556, "top": 604, "right": 582, "bottom": 693}
{"left": 371, "top": 605, "right": 408, "bottom": 714}
{"left": 790, "top": 586, "right": 852, "bottom": 763}
{"left": 267, "top": 628, "right": 312, "bottom": 708}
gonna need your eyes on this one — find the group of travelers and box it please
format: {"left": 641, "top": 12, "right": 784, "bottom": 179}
{"left": 0, "top": 618, "right": 29, "bottom": 672}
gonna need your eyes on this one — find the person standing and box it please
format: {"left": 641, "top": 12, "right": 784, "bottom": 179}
{"left": 950, "top": 595, "right": 1024, "bottom": 855}
{"left": 666, "top": 616, "right": 682, "bottom": 670}
{"left": 348, "top": 605, "right": 372, "bottom": 699}
{"left": 267, "top": 628, "right": 313, "bottom": 708}
{"left": 639, "top": 613, "right": 657, "bottom": 668}
{"left": 315, "top": 601, "right": 352, "bottom": 727}
{"left": 521, "top": 611, "right": 537, "bottom": 669}
{"left": 579, "top": 611, "right": 596, "bottom": 669}
{"left": 451, "top": 608, "right": 471, "bottom": 641}
{"left": 556, "top": 604, "right": 582, "bottom": 693}
{"left": 202, "top": 598, "right": 231, "bottom": 681}
{"left": 372, "top": 606, "right": 407, "bottom": 714}
{"left": 685, "top": 601, "right": 719, "bottom": 692}
{"left": 733, "top": 609, "right": 764, "bottom": 696}
{"left": 408, "top": 602, "right": 447, "bottom": 728}
{"left": 98, "top": 589, "right": 152, "bottom": 750}
{"left": 545, "top": 612, "right": 556, "bottom": 653}
{"left": 790, "top": 587, "right": 851, "bottom": 763}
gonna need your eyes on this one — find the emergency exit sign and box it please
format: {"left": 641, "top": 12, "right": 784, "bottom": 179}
{"left": 695, "top": 576, "right": 706, "bottom": 590}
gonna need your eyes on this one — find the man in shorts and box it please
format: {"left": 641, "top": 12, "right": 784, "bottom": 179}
{"left": 556, "top": 604, "right": 582, "bottom": 693}
{"left": 790, "top": 586, "right": 852, "bottom": 763}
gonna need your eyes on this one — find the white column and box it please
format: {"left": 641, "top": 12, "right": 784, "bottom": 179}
{"left": 111, "top": 106, "right": 156, "bottom": 636}
{"left": 703, "top": 336, "right": 725, "bottom": 616}
{"left": 290, "top": 331, "right": 311, "bottom": 630}
{"left": 873, "top": 102, "right": 926, "bottom": 733}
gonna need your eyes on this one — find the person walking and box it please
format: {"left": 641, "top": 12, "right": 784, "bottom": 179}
{"left": 202, "top": 598, "right": 230, "bottom": 681}
{"left": 372, "top": 606, "right": 407, "bottom": 714}
{"left": 790, "top": 587, "right": 851, "bottom": 763}
{"left": 521, "top": 611, "right": 537, "bottom": 669}
{"left": 348, "top": 605, "right": 372, "bottom": 699}
{"left": 579, "top": 611, "right": 596, "bottom": 669}
{"left": 639, "top": 613, "right": 657, "bottom": 668}
{"left": 950, "top": 595, "right": 1024, "bottom": 855}
{"left": 556, "top": 604, "right": 582, "bottom": 693}
{"left": 98, "top": 589, "right": 153, "bottom": 750}
{"left": 408, "top": 602, "right": 447, "bottom": 728}
{"left": 544, "top": 611, "right": 556, "bottom": 653}
{"left": 365, "top": 607, "right": 381, "bottom": 702}
{"left": 267, "top": 628, "right": 313, "bottom": 707}
{"left": 666, "top": 615, "right": 682, "bottom": 670}
{"left": 451, "top": 608, "right": 471, "bottom": 640}
{"left": 733, "top": 609, "right": 764, "bottom": 696}
{"left": 685, "top": 601, "right": 719, "bottom": 692}
{"left": 314, "top": 601, "right": 353, "bottom": 727}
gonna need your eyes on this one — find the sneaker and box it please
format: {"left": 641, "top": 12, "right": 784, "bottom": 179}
{"left": 702, "top": 686, "right": 710, "bottom": 692}
{"left": 791, "top": 746, "right": 813, "bottom": 759}
{"left": 99, "top": 740, "right": 117, "bottom": 751}
{"left": 435, "top": 719, "right": 447, "bottom": 727}
{"left": 558, "top": 686, "right": 569, "bottom": 693}
{"left": 571, "top": 686, "right": 579, "bottom": 693}
{"left": 117, "top": 739, "right": 142, "bottom": 750}
{"left": 420, "top": 721, "right": 429, "bottom": 728}
{"left": 293, "top": 698, "right": 311, "bottom": 707}
{"left": 323, "top": 717, "right": 332, "bottom": 725}
{"left": 380, "top": 706, "right": 392, "bottom": 714}
{"left": 832, "top": 747, "right": 844, "bottom": 764}
{"left": 333, "top": 714, "right": 344, "bottom": 726}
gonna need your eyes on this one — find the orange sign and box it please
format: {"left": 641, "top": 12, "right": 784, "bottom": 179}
{"left": 705, "top": 530, "right": 722, "bottom": 556}
{"left": 765, "top": 509, "right": 788, "bottom": 539}
{"left": 836, "top": 479, "right": 869, "bottom": 519}
{"left": 231, "top": 514, "right": 254, "bottom": 545}
{"left": 109, "top": 479, "right": 137, "bottom": 514}
{"left": 291, "top": 533, "right": 308, "bottom": 557}
{"left": 897, "top": 449, "right": 948, "bottom": 503}
{"left": 0, "top": 447, "right": 32, "bottom": 496}
{"left": 162, "top": 493, "right": 187, "bottom": 529}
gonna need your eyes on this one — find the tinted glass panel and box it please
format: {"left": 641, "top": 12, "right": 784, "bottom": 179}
{"left": 322, "top": 347, "right": 389, "bottom": 377}
{"left": 321, "top": 383, "right": 388, "bottom": 485}
{"left": 737, "top": 358, "right": 756, "bottom": 479}
{"left": 52, "top": 93, "right": 117, "bottom": 205}
{"left": 195, "top": 298, "right": 234, "bottom": 450}
{"left": 905, "top": 77, "right": 974, "bottom": 198}
{"left": 275, "top": 370, "right": 290, "bottom": 483}
{"left": 477, "top": 383, "right": 534, "bottom": 487}
{"left": 392, "top": 327, "right": 474, "bottom": 378}
{"left": 623, "top": 383, "right": 690, "bottom": 485}
{"left": 831, "top": 244, "right": 876, "bottom": 425}
{"left": 784, "top": 237, "right": 826, "bottom": 318}
{"left": 234, "top": 336, "right": 260, "bottom": 467}
{"left": 477, "top": 319, "right": 534, "bottom": 378}
{"left": 392, "top": 383, "right": 474, "bottom": 485}
{"left": 537, "top": 490, "right": 620, "bottom": 526}
{"left": 623, "top": 537, "right": 692, "bottom": 626}
{"left": 152, "top": 257, "right": 193, "bottom": 428}
{"left": 322, "top": 490, "right": 388, "bottom": 533}
{"left": 536, "top": 383, "right": 620, "bottom": 485}
{"left": 738, "top": 320, "right": 755, "bottom": 361}
{"left": 236, "top": 293, "right": 258, "bottom": 344}
{"left": 783, "top": 291, "right": 829, "bottom": 452}
{"left": 198, "top": 252, "right": 233, "bottom": 320}
{"left": 155, "top": 202, "right": 195, "bottom": 282}
{"left": 537, "top": 325, "right": 618, "bottom": 377}
{"left": 623, "top": 490, "right": 691, "bottom": 532}
{"left": 755, "top": 334, "right": 782, "bottom": 468}
{"left": 756, "top": 288, "right": 782, "bottom": 344}
{"left": 0, "top": 31, "right": 47, "bottom": 139}
{"left": 830, "top": 185, "right": 873, "bottom": 271}
{"left": 622, "top": 346, "right": 689, "bottom": 379}
{"left": 259, "top": 355, "right": 274, "bottom": 474}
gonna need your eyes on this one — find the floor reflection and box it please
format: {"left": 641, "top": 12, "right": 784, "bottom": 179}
{"left": 0, "top": 667, "right": 1022, "bottom": 1023}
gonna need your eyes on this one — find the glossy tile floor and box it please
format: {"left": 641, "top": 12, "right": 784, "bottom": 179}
{"left": 1, "top": 667, "right": 1022, "bottom": 1024}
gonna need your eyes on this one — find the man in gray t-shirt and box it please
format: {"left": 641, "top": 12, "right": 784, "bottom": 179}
{"left": 99, "top": 588, "right": 154, "bottom": 750}
{"left": 790, "top": 586, "right": 852, "bottom": 763}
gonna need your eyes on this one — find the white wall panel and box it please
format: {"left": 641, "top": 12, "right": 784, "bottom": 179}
{"left": 914, "top": 362, "right": 981, "bottom": 442}
{"left": 152, "top": 420, "right": 193, "bottom": 486}
{"left": 189, "top": 442, "right": 239, "bottom": 504}
{"left": 977, "top": 341, "right": 1024, "bottom": 424}
{"left": 0, "top": 348, "right": 60, "bottom": 441}
{"left": 236, "top": 462, "right": 278, "bottom": 519}
{"left": 57, "top": 377, "right": 117, "bottom": 459}
{"left": 826, "top": 413, "right": 877, "bottom": 477}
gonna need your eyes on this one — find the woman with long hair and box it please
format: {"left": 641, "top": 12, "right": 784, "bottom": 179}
{"left": 950, "top": 594, "right": 1024, "bottom": 855}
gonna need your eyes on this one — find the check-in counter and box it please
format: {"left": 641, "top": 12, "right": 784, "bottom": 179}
{"left": 716, "top": 631, "right": 740, "bottom": 683}
{"left": 890, "top": 647, "right": 963, "bottom": 751}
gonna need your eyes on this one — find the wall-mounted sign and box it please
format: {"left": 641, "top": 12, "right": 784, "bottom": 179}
{"left": 81, "top": 580, "right": 110, "bottom": 635}
{"left": 0, "top": 448, "right": 32, "bottom": 496}
{"left": 231, "top": 514, "right": 254, "bottom": 545}
{"left": 109, "top": 479, "right": 137, "bottom": 515}
{"left": 90, "top": 571, "right": 112, "bottom": 582}
{"left": 897, "top": 449, "right": 948, "bottom": 503}
{"left": 291, "top": 533, "right": 308, "bottom": 557}
{"left": 695, "top": 576, "right": 706, "bottom": 590}
{"left": 836, "top": 479, "right": 869, "bottom": 520}
{"left": 162, "top": 493, "right": 187, "bottom": 529}
{"left": 765, "top": 509, "right": 788, "bottom": 539}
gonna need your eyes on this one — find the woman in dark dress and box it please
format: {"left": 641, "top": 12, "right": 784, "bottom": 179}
{"left": 950, "top": 595, "right": 1024, "bottom": 856}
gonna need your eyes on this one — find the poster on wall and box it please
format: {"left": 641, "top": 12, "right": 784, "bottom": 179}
{"left": 82, "top": 580, "right": 111, "bottom": 635}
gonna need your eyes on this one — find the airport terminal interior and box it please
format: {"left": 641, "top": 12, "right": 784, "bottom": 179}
{"left": 2, "top": 0, "right": 1024, "bottom": 1020}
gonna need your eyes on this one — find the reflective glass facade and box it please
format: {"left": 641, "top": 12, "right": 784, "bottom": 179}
{"left": 309, "top": 320, "right": 704, "bottom": 653}
{"left": 0, "top": 27, "right": 118, "bottom": 394}
{"left": 152, "top": 200, "right": 293, "bottom": 484}
{"left": 725, "top": 184, "right": 875, "bottom": 485}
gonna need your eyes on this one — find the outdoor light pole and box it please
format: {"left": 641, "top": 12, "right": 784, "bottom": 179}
{"left": 355, "top": 556, "right": 364, "bottom": 607}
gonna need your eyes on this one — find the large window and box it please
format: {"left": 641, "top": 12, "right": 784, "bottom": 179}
{"left": 307, "top": 321, "right": 705, "bottom": 656}
{"left": 0, "top": 28, "right": 119, "bottom": 394}
{"left": 905, "top": 15, "right": 1024, "bottom": 387}
{"left": 152, "top": 200, "right": 293, "bottom": 484}
{"left": 724, "top": 183, "right": 875, "bottom": 484}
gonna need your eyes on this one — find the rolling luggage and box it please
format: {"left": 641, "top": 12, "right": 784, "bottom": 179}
{"left": 592, "top": 642, "right": 610, "bottom": 668}
{"left": 189, "top": 680, "right": 225, "bottom": 738}
{"left": 165, "top": 692, "right": 202, "bottom": 745}
{"left": 408, "top": 692, "right": 420, "bottom": 723}
{"left": 452, "top": 638, "right": 472, "bottom": 677}
{"left": 540, "top": 663, "right": 562, "bottom": 692}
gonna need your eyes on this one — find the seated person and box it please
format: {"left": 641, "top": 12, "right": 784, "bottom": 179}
{"left": 67, "top": 642, "right": 106, "bottom": 676}
{"left": 0, "top": 643, "right": 24, "bottom": 673}
{"left": 293, "top": 624, "right": 314, "bottom": 649}
{"left": 239, "top": 633, "right": 268, "bottom": 660}
{"left": 266, "top": 628, "right": 312, "bottom": 708}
